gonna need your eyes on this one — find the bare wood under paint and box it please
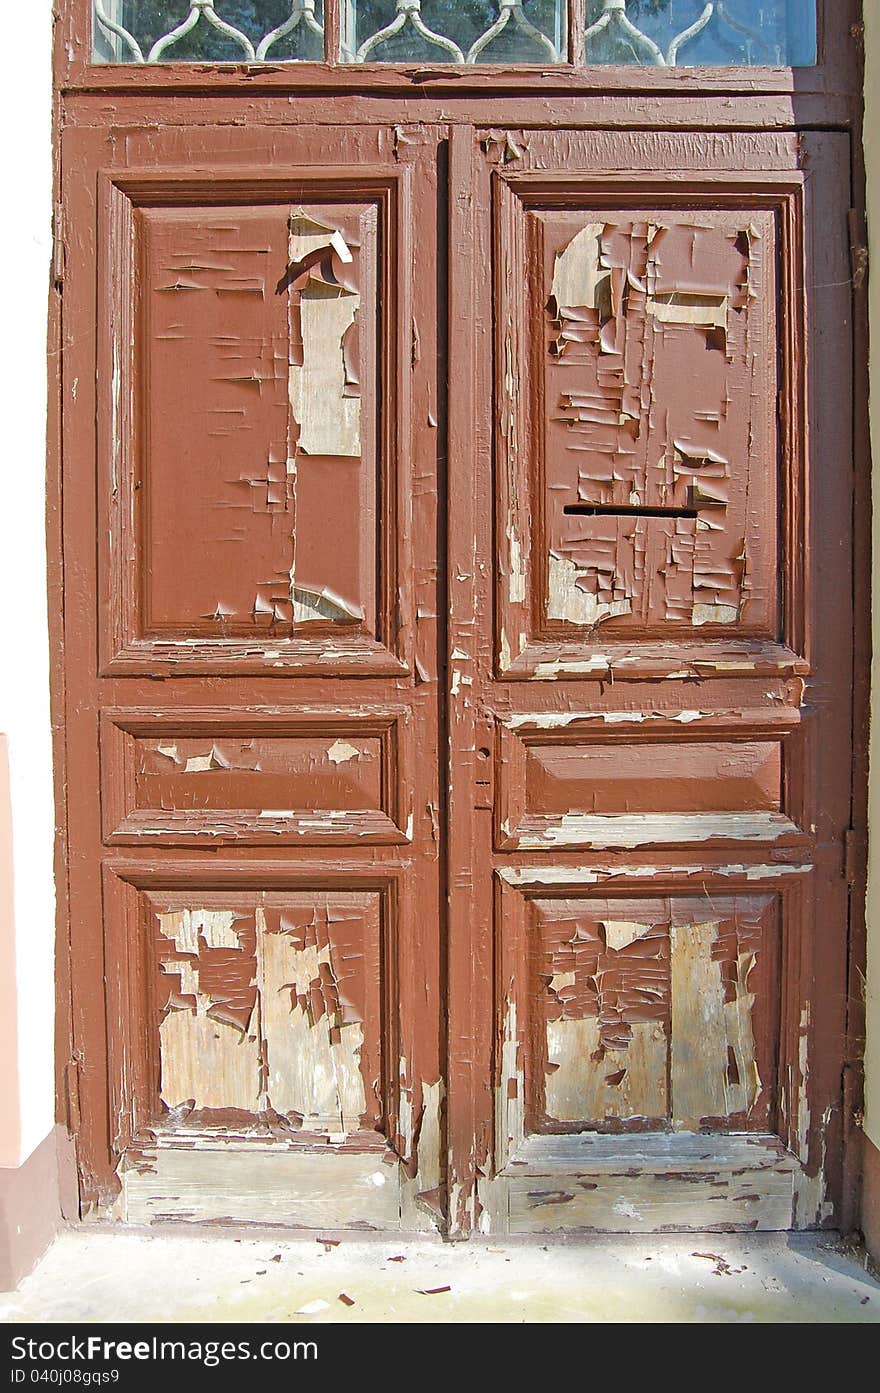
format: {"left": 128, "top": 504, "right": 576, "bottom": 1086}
{"left": 120, "top": 1147, "right": 404, "bottom": 1229}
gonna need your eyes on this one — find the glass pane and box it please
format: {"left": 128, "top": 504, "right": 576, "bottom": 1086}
{"left": 343, "top": 0, "right": 566, "bottom": 64}
{"left": 92, "top": 0, "right": 565, "bottom": 63}
{"left": 582, "top": 1, "right": 816, "bottom": 67}
{"left": 92, "top": 1, "right": 816, "bottom": 65}
{"left": 93, "top": 2, "right": 326, "bottom": 63}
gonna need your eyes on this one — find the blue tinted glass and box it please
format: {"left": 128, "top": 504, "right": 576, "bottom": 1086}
{"left": 582, "top": 1, "right": 817, "bottom": 66}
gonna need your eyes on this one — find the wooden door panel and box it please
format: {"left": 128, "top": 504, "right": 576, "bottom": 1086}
{"left": 63, "top": 122, "right": 442, "bottom": 1228}
{"left": 100, "top": 707, "right": 412, "bottom": 846}
{"left": 99, "top": 172, "right": 409, "bottom": 677}
{"left": 138, "top": 202, "right": 377, "bottom": 638}
{"left": 501, "top": 885, "right": 781, "bottom": 1138}
{"left": 447, "top": 126, "right": 853, "bottom": 1234}
{"left": 497, "top": 178, "right": 802, "bottom": 681}
{"left": 102, "top": 857, "right": 440, "bottom": 1227}
{"left": 496, "top": 709, "right": 806, "bottom": 851}
{"left": 488, "top": 867, "right": 805, "bottom": 1234}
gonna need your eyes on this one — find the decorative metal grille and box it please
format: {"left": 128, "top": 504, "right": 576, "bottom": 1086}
{"left": 346, "top": 0, "right": 564, "bottom": 63}
{"left": 93, "top": 1, "right": 817, "bottom": 66}
{"left": 93, "top": 1, "right": 326, "bottom": 62}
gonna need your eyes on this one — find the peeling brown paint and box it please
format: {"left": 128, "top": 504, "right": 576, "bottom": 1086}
{"left": 259, "top": 905, "right": 370, "bottom": 1135}
{"left": 525, "top": 894, "right": 777, "bottom": 1135}
{"left": 494, "top": 178, "right": 804, "bottom": 691}
{"left": 157, "top": 909, "right": 261, "bottom": 1114}
{"left": 154, "top": 893, "right": 383, "bottom": 1138}
{"left": 537, "top": 902, "right": 671, "bottom": 1128}
{"left": 542, "top": 215, "right": 767, "bottom": 635}
{"left": 286, "top": 210, "right": 361, "bottom": 460}
{"left": 134, "top": 201, "right": 378, "bottom": 646}
{"left": 669, "top": 918, "right": 761, "bottom": 1129}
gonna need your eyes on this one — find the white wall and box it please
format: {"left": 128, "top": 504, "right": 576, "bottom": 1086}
{"left": 0, "top": 3, "right": 56, "bottom": 1168}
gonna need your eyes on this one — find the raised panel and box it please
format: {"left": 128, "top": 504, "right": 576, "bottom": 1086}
{"left": 99, "top": 173, "right": 409, "bottom": 675}
{"left": 524, "top": 740, "right": 780, "bottom": 811}
{"left": 142, "top": 203, "right": 377, "bottom": 638}
{"left": 105, "top": 874, "right": 394, "bottom": 1147}
{"left": 101, "top": 708, "right": 412, "bottom": 845}
{"left": 496, "top": 178, "right": 806, "bottom": 680}
{"left": 493, "top": 863, "right": 816, "bottom": 1179}
{"left": 496, "top": 710, "right": 807, "bottom": 850}
{"left": 527, "top": 893, "right": 779, "bottom": 1135}
{"left": 541, "top": 213, "right": 776, "bottom": 633}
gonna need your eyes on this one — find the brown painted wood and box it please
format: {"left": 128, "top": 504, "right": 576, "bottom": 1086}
{"left": 52, "top": 2, "right": 866, "bottom": 1234}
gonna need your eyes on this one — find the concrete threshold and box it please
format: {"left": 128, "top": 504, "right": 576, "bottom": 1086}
{"left": 1, "top": 1230, "right": 879, "bottom": 1323}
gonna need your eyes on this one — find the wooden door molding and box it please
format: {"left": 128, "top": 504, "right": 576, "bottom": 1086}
{"left": 99, "top": 705, "right": 414, "bottom": 846}
{"left": 97, "top": 168, "right": 411, "bottom": 677}
{"left": 493, "top": 707, "right": 809, "bottom": 854}
{"left": 493, "top": 166, "right": 809, "bottom": 682}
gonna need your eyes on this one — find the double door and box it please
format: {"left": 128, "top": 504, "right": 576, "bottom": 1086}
{"left": 61, "top": 116, "right": 854, "bottom": 1232}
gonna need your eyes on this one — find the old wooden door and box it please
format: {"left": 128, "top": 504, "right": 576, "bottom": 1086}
{"left": 57, "top": 1, "right": 863, "bottom": 1235}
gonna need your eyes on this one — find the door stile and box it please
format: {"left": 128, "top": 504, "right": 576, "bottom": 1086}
{"left": 793, "top": 130, "right": 857, "bottom": 1223}
{"left": 445, "top": 123, "right": 489, "bottom": 1236}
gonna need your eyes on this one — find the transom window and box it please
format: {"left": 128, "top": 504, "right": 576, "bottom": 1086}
{"left": 92, "top": 0, "right": 817, "bottom": 66}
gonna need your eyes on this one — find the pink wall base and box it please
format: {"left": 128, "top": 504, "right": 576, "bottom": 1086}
{"left": 0, "top": 735, "right": 21, "bottom": 1169}
{"left": 0, "top": 1126, "right": 65, "bottom": 1290}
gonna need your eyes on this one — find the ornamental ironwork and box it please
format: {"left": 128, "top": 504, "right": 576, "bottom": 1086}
{"left": 93, "top": 1, "right": 817, "bottom": 66}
